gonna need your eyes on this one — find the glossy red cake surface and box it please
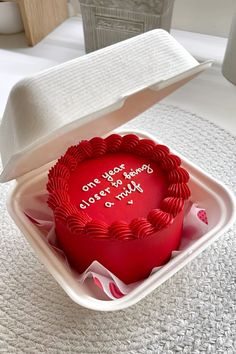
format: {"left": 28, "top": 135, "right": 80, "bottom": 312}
{"left": 47, "top": 134, "right": 191, "bottom": 284}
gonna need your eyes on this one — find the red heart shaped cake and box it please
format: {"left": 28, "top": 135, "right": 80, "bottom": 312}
{"left": 47, "top": 134, "right": 190, "bottom": 284}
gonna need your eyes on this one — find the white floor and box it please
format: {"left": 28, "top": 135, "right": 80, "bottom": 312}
{"left": 0, "top": 16, "right": 235, "bottom": 135}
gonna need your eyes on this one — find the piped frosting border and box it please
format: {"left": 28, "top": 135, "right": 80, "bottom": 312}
{"left": 47, "top": 134, "right": 191, "bottom": 240}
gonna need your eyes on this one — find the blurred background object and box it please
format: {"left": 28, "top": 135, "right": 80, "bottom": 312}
{"left": 68, "top": 0, "right": 80, "bottom": 16}
{"left": 79, "top": 0, "right": 175, "bottom": 53}
{"left": 222, "top": 13, "right": 236, "bottom": 85}
{"left": 18, "top": 0, "right": 68, "bottom": 45}
{"left": 0, "top": 0, "right": 24, "bottom": 34}
{"left": 0, "top": 0, "right": 68, "bottom": 45}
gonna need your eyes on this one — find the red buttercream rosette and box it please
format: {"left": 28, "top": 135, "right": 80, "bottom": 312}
{"left": 47, "top": 134, "right": 191, "bottom": 240}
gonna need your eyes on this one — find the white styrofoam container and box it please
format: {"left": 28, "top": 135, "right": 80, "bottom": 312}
{"left": 6, "top": 128, "right": 235, "bottom": 311}
{"left": 1, "top": 30, "right": 235, "bottom": 311}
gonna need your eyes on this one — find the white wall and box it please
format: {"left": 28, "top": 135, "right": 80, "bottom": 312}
{"left": 172, "top": 0, "right": 236, "bottom": 37}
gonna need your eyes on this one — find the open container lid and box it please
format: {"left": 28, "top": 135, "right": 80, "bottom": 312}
{"left": 0, "top": 29, "right": 211, "bottom": 182}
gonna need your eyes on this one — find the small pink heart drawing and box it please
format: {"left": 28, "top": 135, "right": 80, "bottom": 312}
{"left": 127, "top": 200, "right": 133, "bottom": 205}
{"left": 197, "top": 210, "right": 208, "bottom": 225}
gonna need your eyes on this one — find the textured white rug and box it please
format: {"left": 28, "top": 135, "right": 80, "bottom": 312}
{"left": 1, "top": 104, "right": 235, "bottom": 353}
